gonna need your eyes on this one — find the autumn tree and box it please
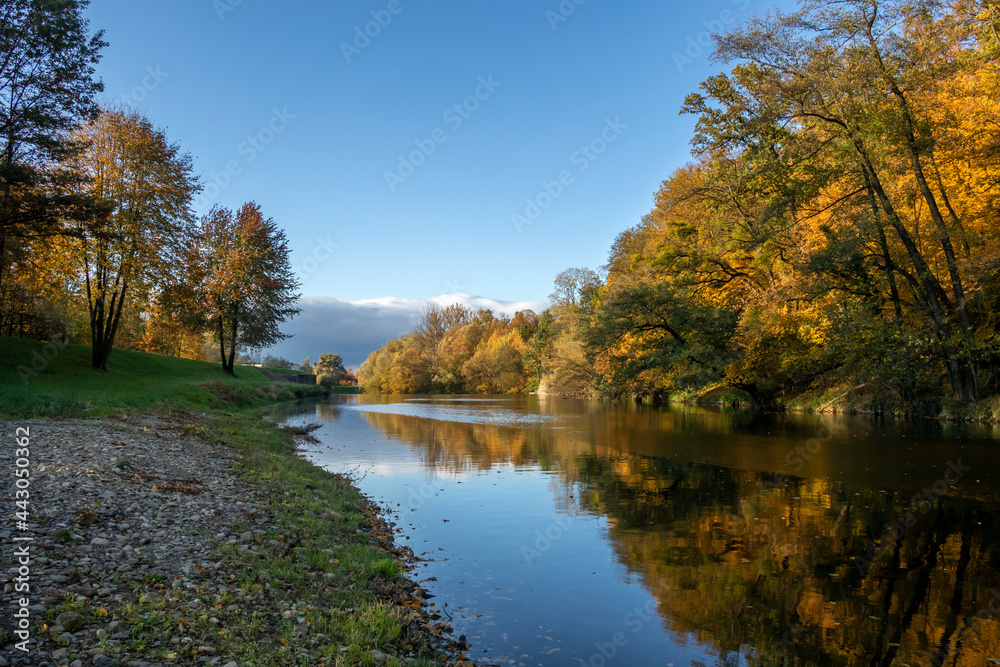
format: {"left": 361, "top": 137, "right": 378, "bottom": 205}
{"left": 185, "top": 203, "right": 300, "bottom": 375}
{"left": 549, "top": 267, "right": 601, "bottom": 310}
{"left": 136, "top": 294, "right": 207, "bottom": 360}
{"left": 359, "top": 306, "right": 544, "bottom": 395}
{"left": 59, "top": 108, "right": 198, "bottom": 370}
{"left": 682, "top": 0, "right": 997, "bottom": 401}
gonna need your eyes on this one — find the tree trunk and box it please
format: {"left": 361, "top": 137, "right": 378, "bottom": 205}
{"left": 864, "top": 24, "right": 979, "bottom": 401}
{"left": 226, "top": 314, "right": 238, "bottom": 376}
{"left": 217, "top": 316, "right": 229, "bottom": 373}
{"left": 855, "top": 147, "right": 978, "bottom": 402}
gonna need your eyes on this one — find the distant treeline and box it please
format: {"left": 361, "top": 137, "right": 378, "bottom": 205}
{"left": 359, "top": 305, "right": 547, "bottom": 394}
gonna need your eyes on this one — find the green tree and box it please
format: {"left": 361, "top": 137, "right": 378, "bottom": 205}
{"left": 0, "top": 0, "right": 109, "bottom": 337}
{"left": 314, "top": 352, "right": 347, "bottom": 385}
{"left": 0, "top": 0, "right": 106, "bottom": 292}
{"left": 261, "top": 354, "right": 293, "bottom": 369}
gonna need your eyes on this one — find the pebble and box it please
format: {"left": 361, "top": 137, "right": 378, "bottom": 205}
{"left": 0, "top": 418, "right": 259, "bottom": 666}
{"left": 369, "top": 649, "right": 392, "bottom": 662}
{"left": 56, "top": 612, "right": 83, "bottom": 632}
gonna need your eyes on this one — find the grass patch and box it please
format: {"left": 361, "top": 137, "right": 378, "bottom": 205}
{"left": 179, "top": 411, "right": 447, "bottom": 664}
{"left": 326, "top": 386, "right": 363, "bottom": 395}
{"left": 0, "top": 336, "right": 326, "bottom": 418}
{"left": 0, "top": 336, "right": 455, "bottom": 664}
{"left": 263, "top": 367, "right": 311, "bottom": 376}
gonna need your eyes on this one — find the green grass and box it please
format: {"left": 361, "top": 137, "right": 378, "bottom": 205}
{"left": 0, "top": 336, "right": 452, "bottom": 664}
{"left": 0, "top": 336, "right": 326, "bottom": 418}
{"left": 262, "top": 366, "right": 310, "bottom": 375}
{"left": 326, "top": 385, "right": 363, "bottom": 394}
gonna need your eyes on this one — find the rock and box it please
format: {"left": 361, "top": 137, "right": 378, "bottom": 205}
{"left": 55, "top": 612, "right": 83, "bottom": 632}
{"left": 369, "top": 649, "right": 391, "bottom": 662}
{"left": 0, "top": 417, "right": 349, "bottom": 666}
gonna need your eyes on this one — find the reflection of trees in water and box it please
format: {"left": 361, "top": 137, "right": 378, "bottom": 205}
{"left": 359, "top": 411, "right": 559, "bottom": 473}
{"left": 315, "top": 403, "right": 341, "bottom": 422}
{"left": 576, "top": 455, "right": 1000, "bottom": 666}
{"left": 356, "top": 408, "right": 1000, "bottom": 666}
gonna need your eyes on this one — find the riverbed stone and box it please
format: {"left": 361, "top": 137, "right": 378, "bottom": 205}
{"left": 55, "top": 612, "right": 83, "bottom": 632}
{"left": 0, "top": 415, "right": 449, "bottom": 665}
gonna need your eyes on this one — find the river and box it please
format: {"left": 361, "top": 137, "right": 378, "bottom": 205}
{"left": 274, "top": 394, "right": 1000, "bottom": 666}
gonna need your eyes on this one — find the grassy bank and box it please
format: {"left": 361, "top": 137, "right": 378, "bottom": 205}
{"left": 0, "top": 336, "right": 329, "bottom": 417}
{"left": 0, "top": 337, "right": 453, "bottom": 665}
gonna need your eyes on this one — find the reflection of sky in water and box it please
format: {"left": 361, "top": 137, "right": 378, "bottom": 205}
{"left": 284, "top": 395, "right": 1000, "bottom": 667}
{"left": 403, "top": 397, "right": 515, "bottom": 402}
{"left": 347, "top": 402, "right": 563, "bottom": 426}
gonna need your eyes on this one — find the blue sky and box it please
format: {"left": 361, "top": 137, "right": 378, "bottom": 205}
{"left": 83, "top": 0, "right": 786, "bottom": 363}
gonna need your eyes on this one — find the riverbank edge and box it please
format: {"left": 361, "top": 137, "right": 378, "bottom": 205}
{"left": 554, "top": 383, "right": 1000, "bottom": 424}
{"left": 688, "top": 384, "right": 1000, "bottom": 423}
{"left": 193, "top": 405, "right": 470, "bottom": 665}
{"left": 0, "top": 404, "right": 469, "bottom": 666}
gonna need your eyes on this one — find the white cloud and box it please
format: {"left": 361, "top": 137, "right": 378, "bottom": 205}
{"left": 267, "top": 293, "right": 548, "bottom": 368}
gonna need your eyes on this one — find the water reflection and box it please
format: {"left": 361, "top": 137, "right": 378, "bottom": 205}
{"left": 287, "top": 396, "right": 1000, "bottom": 666}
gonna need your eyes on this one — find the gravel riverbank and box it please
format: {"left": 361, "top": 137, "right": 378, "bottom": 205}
{"left": 0, "top": 416, "right": 456, "bottom": 667}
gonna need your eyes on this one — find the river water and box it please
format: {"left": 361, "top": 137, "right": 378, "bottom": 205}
{"left": 274, "top": 394, "right": 1000, "bottom": 666}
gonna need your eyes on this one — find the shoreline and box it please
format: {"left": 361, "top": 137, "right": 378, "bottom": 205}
{"left": 0, "top": 412, "right": 466, "bottom": 667}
